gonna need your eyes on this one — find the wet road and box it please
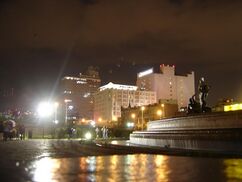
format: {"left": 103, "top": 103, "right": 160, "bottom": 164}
{"left": 0, "top": 139, "right": 242, "bottom": 182}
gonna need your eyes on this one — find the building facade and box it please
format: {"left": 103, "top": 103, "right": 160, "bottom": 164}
{"left": 120, "top": 101, "right": 178, "bottom": 130}
{"left": 60, "top": 67, "right": 101, "bottom": 121}
{"left": 136, "top": 65, "right": 195, "bottom": 109}
{"left": 94, "top": 82, "right": 156, "bottom": 126}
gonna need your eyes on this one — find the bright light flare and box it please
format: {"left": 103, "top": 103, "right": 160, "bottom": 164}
{"left": 127, "top": 122, "right": 134, "bottom": 128}
{"left": 90, "top": 120, "right": 95, "bottom": 127}
{"left": 157, "top": 110, "right": 162, "bottom": 116}
{"left": 85, "top": 132, "right": 92, "bottom": 140}
{"left": 37, "top": 102, "right": 54, "bottom": 118}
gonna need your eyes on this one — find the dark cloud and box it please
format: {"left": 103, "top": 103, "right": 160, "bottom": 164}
{"left": 0, "top": 0, "right": 242, "bottom": 108}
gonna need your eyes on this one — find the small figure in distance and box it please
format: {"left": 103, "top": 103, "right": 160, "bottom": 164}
{"left": 95, "top": 127, "right": 100, "bottom": 139}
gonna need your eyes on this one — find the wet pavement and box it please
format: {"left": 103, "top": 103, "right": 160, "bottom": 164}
{"left": 0, "top": 139, "right": 97, "bottom": 181}
{"left": 1, "top": 139, "right": 242, "bottom": 182}
{"left": 0, "top": 139, "right": 140, "bottom": 182}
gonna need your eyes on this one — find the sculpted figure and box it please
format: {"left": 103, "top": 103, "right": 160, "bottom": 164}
{"left": 198, "top": 77, "right": 210, "bottom": 112}
{"left": 188, "top": 95, "right": 200, "bottom": 114}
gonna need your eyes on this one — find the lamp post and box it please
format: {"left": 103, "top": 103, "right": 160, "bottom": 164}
{"left": 161, "top": 103, "right": 165, "bottom": 117}
{"left": 54, "top": 102, "right": 59, "bottom": 124}
{"left": 131, "top": 113, "right": 136, "bottom": 129}
{"left": 64, "top": 99, "right": 71, "bottom": 125}
{"left": 37, "top": 101, "right": 54, "bottom": 138}
{"left": 141, "top": 106, "right": 145, "bottom": 130}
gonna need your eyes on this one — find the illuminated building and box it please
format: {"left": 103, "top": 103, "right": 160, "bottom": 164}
{"left": 94, "top": 82, "right": 156, "bottom": 126}
{"left": 120, "top": 101, "right": 178, "bottom": 130}
{"left": 60, "top": 66, "right": 101, "bottom": 121}
{"left": 224, "top": 103, "right": 242, "bottom": 112}
{"left": 136, "top": 65, "right": 195, "bottom": 110}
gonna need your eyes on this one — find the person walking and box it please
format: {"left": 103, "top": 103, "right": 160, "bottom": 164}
{"left": 19, "top": 124, "right": 25, "bottom": 140}
{"left": 101, "top": 126, "right": 106, "bottom": 139}
{"left": 105, "top": 127, "right": 108, "bottom": 138}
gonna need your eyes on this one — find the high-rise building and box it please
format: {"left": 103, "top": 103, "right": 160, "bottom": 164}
{"left": 94, "top": 82, "right": 156, "bottom": 126}
{"left": 60, "top": 66, "right": 101, "bottom": 121}
{"left": 136, "top": 64, "right": 195, "bottom": 109}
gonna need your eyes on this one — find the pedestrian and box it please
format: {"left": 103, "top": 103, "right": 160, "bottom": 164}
{"left": 95, "top": 127, "right": 100, "bottom": 138}
{"left": 67, "top": 127, "right": 72, "bottom": 139}
{"left": 101, "top": 126, "right": 106, "bottom": 139}
{"left": 3, "top": 123, "right": 10, "bottom": 141}
{"left": 105, "top": 127, "right": 108, "bottom": 138}
{"left": 19, "top": 124, "right": 25, "bottom": 140}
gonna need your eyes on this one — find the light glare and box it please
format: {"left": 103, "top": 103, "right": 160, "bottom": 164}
{"left": 37, "top": 102, "right": 54, "bottom": 118}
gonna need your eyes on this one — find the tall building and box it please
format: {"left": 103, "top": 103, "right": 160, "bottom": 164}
{"left": 94, "top": 82, "right": 156, "bottom": 126}
{"left": 136, "top": 64, "right": 195, "bottom": 109}
{"left": 60, "top": 67, "right": 101, "bottom": 121}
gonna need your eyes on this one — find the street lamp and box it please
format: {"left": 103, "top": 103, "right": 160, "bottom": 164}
{"left": 131, "top": 113, "right": 136, "bottom": 128}
{"left": 157, "top": 109, "right": 162, "bottom": 119}
{"left": 131, "top": 113, "right": 136, "bottom": 119}
{"left": 161, "top": 104, "right": 165, "bottom": 117}
{"left": 37, "top": 102, "right": 54, "bottom": 118}
{"left": 141, "top": 106, "right": 145, "bottom": 130}
{"left": 37, "top": 101, "right": 55, "bottom": 138}
{"left": 54, "top": 102, "right": 59, "bottom": 124}
{"left": 64, "top": 99, "right": 72, "bottom": 125}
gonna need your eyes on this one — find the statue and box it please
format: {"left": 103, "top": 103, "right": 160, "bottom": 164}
{"left": 187, "top": 77, "right": 211, "bottom": 114}
{"left": 198, "top": 77, "right": 210, "bottom": 112}
{"left": 187, "top": 95, "right": 200, "bottom": 114}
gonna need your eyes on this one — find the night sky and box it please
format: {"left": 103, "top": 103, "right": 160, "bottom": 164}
{"left": 0, "top": 0, "right": 242, "bottom": 109}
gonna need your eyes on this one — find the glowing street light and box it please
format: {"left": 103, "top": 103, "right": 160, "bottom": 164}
{"left": 37, "top": 102, "right": 54, "bottom": 118}
{"left": 37, "top": 101, "right": 56, "bottom": 139}
{"left": 112, "top": 116, "right": 117, "bottom": 122}
{"left": 131, "top": 113, "right": 136, "bottom": 128}
{"left": 157, "top": 109, "right": 162, "bottom": 119}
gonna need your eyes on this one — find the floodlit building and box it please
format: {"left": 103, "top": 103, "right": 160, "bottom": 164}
{"left": 136, "top": 64, "right": 195, "bottom": 110}
{"left": 94, "top": 82, "right": 156, "bottom": 126}
{"left": 60, "top": 66, "right": 101, "bottom": 121}
{"left": 120, "top": 101, "right": 178, "bottom": 130}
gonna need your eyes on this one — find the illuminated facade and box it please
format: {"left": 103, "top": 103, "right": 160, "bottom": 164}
{"left": 94, "top": 82, "right": 156, "bottom": 126}
{"left": 224, "top": 103, "right": 242, "bottom": 112}
{"left": 60, "top": 67, "right": 101, "bottom": 120}
{"left": 120, "top": 102, "right": 178, "bottom": 130}
{"left": 136, "top": 65, "right": 195, "bottom": 109}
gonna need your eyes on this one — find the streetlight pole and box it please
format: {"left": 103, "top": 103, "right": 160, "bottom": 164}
{"left": 161, "top": 104, "right": 165, "bottom": 118}
{"left": 64, "top": 99, "right": 71, "bottom": 125}
{"left": 141, "top": 106, "right": 145, "bottom": 130}
{"left": 65, "top": 102, "right": 67, "bottom": 125}
{"left": 37, "top": 101, "right": 55, "bottom": 139}
{"left": 54, "top": 102, "right": 59, "bottom": 124}
{"left": 131, "top": 113, "right": 136, "bottom": 129}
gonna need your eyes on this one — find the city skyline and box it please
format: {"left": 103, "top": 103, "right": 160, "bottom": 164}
{"left": 0, "top": 0, "right": 242, "bottom": 109}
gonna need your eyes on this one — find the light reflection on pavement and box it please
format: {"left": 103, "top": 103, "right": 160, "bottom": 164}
{"left": 31, "top": 154, "right": 170, "bottom": 182}
{"left": 1, "top": 139, "right": 242, "bottom": 182}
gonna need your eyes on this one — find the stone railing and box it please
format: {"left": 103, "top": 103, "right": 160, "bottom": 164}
{"left": 147, "top": 111, "right": 242, "bottom": 131}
